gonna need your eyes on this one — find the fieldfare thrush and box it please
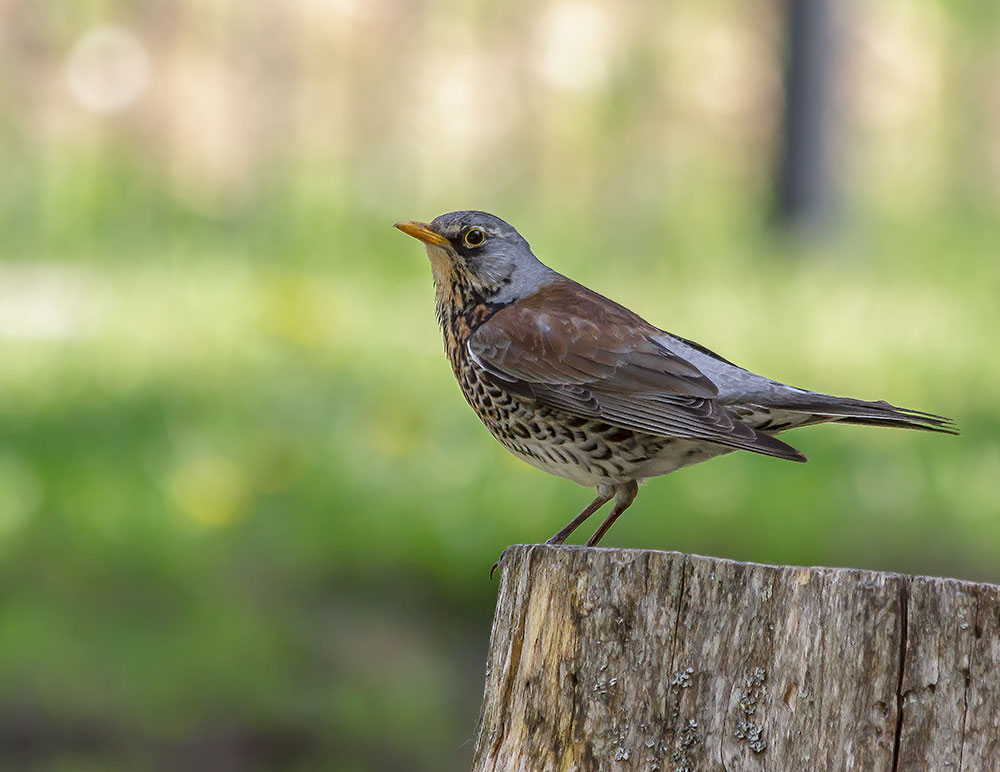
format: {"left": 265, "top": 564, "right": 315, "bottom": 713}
{"left": 395, "top": 211, "right": 956, "bottom": 549}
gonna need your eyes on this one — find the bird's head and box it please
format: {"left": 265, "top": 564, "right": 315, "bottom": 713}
{"left": 395, "top": 211, "right": 553, "bottom": 305}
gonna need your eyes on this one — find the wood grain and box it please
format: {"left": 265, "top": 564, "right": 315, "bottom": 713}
{"left": 471, "top": 545, "right": 1000, "bottom": 772}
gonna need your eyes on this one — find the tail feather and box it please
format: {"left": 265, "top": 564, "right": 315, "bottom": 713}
{"left": 740, "top": 428, "right": 808, "bottom": 463}
{"left": 774, "top": 393, "right": 958, "bottom": 435}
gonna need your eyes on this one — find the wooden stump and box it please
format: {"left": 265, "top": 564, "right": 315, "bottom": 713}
{"left": 471, "top": 545, "right": 1000, "bottom": 772}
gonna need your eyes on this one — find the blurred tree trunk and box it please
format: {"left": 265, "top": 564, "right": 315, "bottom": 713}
{"left": 775, "top": 0, "right": 834, "bottom": 232}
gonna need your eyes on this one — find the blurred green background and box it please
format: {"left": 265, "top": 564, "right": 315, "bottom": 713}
{"left": 1, "top": 0, "right": 998, "bottom": 769}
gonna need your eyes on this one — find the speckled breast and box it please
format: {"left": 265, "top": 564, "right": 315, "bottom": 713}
{"left": 443, "top": 312, "right": 679, "bottom": 486}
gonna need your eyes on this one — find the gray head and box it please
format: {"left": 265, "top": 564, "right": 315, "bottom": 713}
{"left": 395, "top": 210, "right": 555, "bottom": 303}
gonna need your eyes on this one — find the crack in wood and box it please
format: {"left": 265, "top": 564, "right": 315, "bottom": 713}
{"left": 667, "top": 555, "right": 689, "bottom": 754}
{"left": 890, "top": 578, "right": 910, "bottom": 772}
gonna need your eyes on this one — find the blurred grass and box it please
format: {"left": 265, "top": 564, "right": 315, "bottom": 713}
{"left": 0, "top": 163, "right": 997, "bottom": 769}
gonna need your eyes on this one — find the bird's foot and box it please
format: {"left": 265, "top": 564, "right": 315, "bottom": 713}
{"left": 489, "top": 547, "right": 510, "bottom": 580}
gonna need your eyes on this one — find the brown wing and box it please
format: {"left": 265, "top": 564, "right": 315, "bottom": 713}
{"left": 469, "top": 278, "right": 805, "bottom": 462}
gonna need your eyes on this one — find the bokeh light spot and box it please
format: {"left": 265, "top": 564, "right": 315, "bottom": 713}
{"left": 534, "top": 2, "right": 616, "bottom": 92}
{"left": 66, "top": 25, "right": 152, "bottom": 113}
{"left": 168, "top": 455, "right": 251, "bottom": 528}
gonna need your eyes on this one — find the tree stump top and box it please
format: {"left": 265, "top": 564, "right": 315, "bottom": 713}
{"left": 472, "top": 544, "right": 1000, "bottom": 772}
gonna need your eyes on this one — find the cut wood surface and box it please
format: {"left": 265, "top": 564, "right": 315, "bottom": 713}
{"left": 471, "top": 545, "right": 1000, "bottom": 772}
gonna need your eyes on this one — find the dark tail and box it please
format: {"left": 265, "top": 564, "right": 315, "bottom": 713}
{"left": 779, "top": 393, "right": 958, "bottom": 435}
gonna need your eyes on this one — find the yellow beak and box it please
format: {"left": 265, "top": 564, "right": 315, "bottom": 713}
{"left": 394, "top": 220, "right": 450, "bottom": 248}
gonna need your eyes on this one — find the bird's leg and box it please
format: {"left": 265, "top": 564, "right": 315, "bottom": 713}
{"left": 585, "top": 481, "right": 639, "bottom": 547}
{"left": 492, "top": 486, "right": 613, "bottom": 578}
{"left": 545, "top": 485, "right": 614, "bottom": 546}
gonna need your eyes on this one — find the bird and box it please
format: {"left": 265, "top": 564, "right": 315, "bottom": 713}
{"left": 394, "top": 211, "right": 956, "bottom": 550}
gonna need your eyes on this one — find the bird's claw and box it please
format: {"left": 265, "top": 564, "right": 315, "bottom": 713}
{"left": 489, "top": 547, "right": 510, "bottom": 580}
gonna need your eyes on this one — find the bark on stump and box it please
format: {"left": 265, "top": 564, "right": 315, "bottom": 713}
{"left": 472, "top": 544, "right": 1000, "bottom": 772}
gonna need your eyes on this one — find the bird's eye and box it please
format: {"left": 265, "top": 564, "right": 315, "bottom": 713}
{"left": 464, "top": 227, "right": 486, "bottom": 247}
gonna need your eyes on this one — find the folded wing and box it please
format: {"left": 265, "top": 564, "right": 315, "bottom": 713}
{"left": 469, "top": 278, "right": 806, "bottom": 462}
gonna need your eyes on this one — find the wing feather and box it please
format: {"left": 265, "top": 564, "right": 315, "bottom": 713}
{"left": 469, "top": 278, "right": 806, "bottom": 462}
